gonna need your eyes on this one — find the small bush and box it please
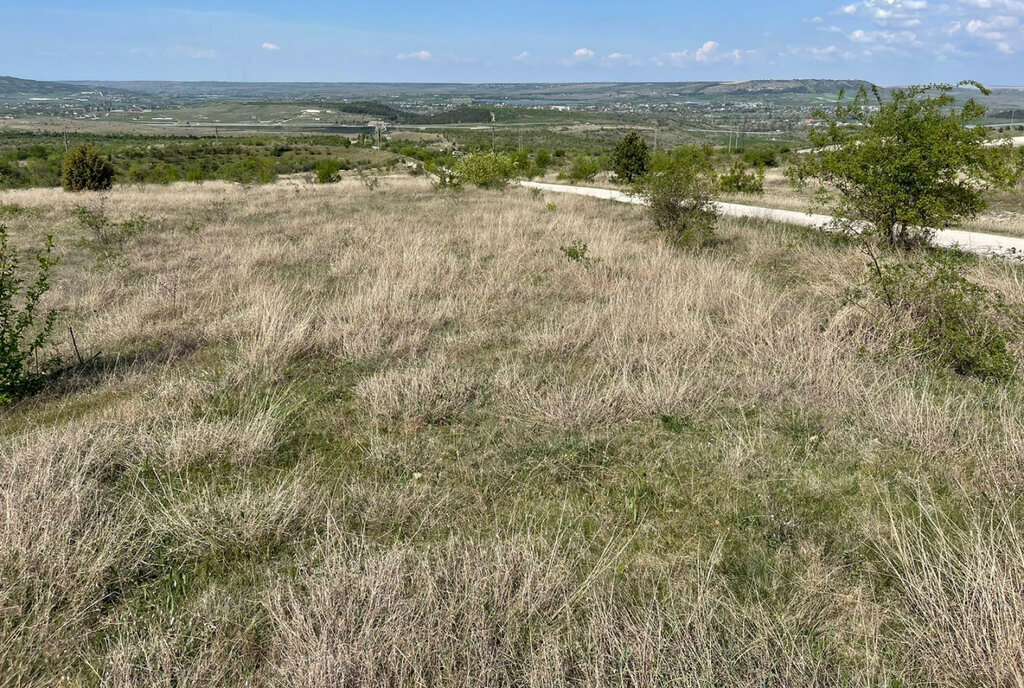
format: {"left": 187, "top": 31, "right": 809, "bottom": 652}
{"left": 853, "top": 251, "right": 1019, "bottom": 380}
{"left": 73, "top": 204, "right": 149, "bottom": 266}
{"left": 558, "top": 239, "right": 601, "bottom": 267}
{"left": 314, "top": 159, "right": 344, "bottom": 184}
{"left": 633, "top": 159, "right": 719, "bottom": 247}
{"left": 61, "top": 145, "right": 115, "bottom": 192}
{"left": 718, "top": 161, "right": 764, "bottom": 195}
{"left": 0, "top": 225, "right": 60, "bottom": 404}
{"left": 454, "top": 153, "right": 516, "bottom": 189}
{"left": 426, "top": 161, "right": 463, "bottom": 191}
{"left": 219, "top": 156, "right": 277, "bottom": 185}
{"left": 742, "top": 147, "right": 778, "bottom": 168}
{"left": 566, "top": 155, "right": 600, "bottom": 184}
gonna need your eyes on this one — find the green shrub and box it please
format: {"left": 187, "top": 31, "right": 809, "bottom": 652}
{"left": 61, "top": 144, "right": 115, "bottom": 192}
{"left": 314, "top": 159, "right": 344, "bottom": 184}
{"left": 534, "top": 149, "right": 552, "bottom": 170}
{"left": 566, "top": 155, "right": 600, "bottom": 183}
{"left": 558, "top": 239, "right": 602, "bottom": 267}
{"left": 453, "top": 153, "right": 516, "bottom": 189}
{"left": 218, "top": 156, "right": 277, "bottom": 184}
{"left": 0, "top": 225, "right": 59, "bottom": 404}
{"left": 718, "top": 161, "right": 764, "bottom": 195}
{"left": 853, "top": 251, "right": 1018, "bottom": 380}
{"left": 611, "top": 132, "right": 650, "bottom": 183}
{"left": 633, "top": 158, "right": 719, "bottom": 247}
{"left": 742, "top": 147, "right": 778, "bottom": 168}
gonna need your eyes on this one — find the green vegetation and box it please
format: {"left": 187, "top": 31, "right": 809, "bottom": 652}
{"left": 62, "top": 144, "right": 115, "bottom": 192}
{"left": 611, "top": 131, "right": 650, "bottom": 183}
{"left": 0, "top": 226, "right": 59, "bottom": 404}
{"left": 0, "top": 132, "right": 395, "bottom": 190}
{"left": 854, "top": 249, "right": 1019, "bottom": 380}
{"left": 718, "top": 160, "right": 764, "bottom": 195}
{"left": 453, "top": 152, "right": 516, "bottom": 189}
{"left": 564, "top": 154, "right": 601, "bottom": 183}
{"left": 634, "top": 151, "right": 719, "bottom": 245}
{"left": 791, "top": 82, "right": 1022, "bottom": 248}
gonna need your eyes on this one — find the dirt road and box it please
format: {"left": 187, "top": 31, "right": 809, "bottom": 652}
{"left": 519, "top": 181, "right": 1024, "bottom": 259}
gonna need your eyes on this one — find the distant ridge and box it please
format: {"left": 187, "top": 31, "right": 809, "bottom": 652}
{"left": 0, "top": 75, "right": 88, "bottom": 97}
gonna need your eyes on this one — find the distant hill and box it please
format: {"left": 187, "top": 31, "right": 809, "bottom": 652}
{"left": 696, "top": 80, "right": 875, "bottom": 95}
{"left": 0, "top": 76, "right": 88, "bottom": 97}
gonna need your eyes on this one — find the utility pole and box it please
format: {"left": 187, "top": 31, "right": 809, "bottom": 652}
{"left": 63, "top": 130, "right": 69, "bottom": 153}
{"left": 491, "top": 126, "right": 495, "bottom": 152}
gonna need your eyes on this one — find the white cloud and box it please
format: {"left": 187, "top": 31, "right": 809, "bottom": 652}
{"left": 166, "top": 46, "right": 218, "bottom": 59}
{"left": 574, "top": 48, "right": 595, "bottom": 59}
{"left": 513, "top": 51, "right": 531, "bottom": 61}
{"left": 261, "top": 42, "right": 280, "bottom": 51}
{"left": 396, "top": 50, "right": 433, "bottom": 61}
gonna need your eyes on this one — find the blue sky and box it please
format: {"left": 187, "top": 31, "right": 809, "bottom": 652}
{"left": 4, "top": 1, "right": 1023, "bottom": 84}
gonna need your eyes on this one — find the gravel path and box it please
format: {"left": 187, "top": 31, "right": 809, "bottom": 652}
{"left": 520, "top": 181, "right": 1024, "bottom": 259}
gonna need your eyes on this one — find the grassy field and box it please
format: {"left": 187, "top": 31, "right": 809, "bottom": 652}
{"left": 2, "top": 176, "right": 1024, "bottom": 685}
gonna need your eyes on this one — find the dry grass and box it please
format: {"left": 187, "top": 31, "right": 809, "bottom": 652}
{"left": 1, "top": 176, "right": 1023, "bottom": 685}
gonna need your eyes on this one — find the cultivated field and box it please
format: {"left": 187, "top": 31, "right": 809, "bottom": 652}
{"left": 2, "top": 177, "right": 1024, "bottom": 685}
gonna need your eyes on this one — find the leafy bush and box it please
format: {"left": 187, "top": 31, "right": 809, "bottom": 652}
{"left": 314, "top": 159, "right": 344, "bottom": 184}
{"left": 0, "top": 225, "right": 59, "bottom": 404}
{"left": 791, "top": 82, "right": 1022, "bottom": 248}
{"left": 73, "top": 204, "right": 149, "bottom": 266}
{"left": 218, "top": 156, "right": 277, "bottom": 185}
{"left": 61, "top": 145, "right": 115, "bottom": 192}
{"left": 566, "top": 155, "right": 600, "bottom": 183}
{"left": 633, "top": 158, "right": 719, "bottom": 246}
{"left": 558, "top": 239, "right": 602, "bottom": 267}
{"left": 426, "top": 160, "right": 463, "bottom": 190}
{"left": 853, "top": 251, "right": 1018, "bottom": 380}
{"left": 742, "top": 147, "right": 778, "bottom": 168}
{"left": 611, "top": 132, "right": 650, "bottom": 183}
{"left": 453, "top": 153, "right": 516, "bottom": 189}
{"left": 534, "top": 149, "right": 552, "bottom": 170}
{"left": 718, "top": 161, "right": 764, "bottom": 195}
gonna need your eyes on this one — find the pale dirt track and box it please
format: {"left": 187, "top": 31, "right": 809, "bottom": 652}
{"left": 520, "top": 181, "right": 1024, "bottom": 259}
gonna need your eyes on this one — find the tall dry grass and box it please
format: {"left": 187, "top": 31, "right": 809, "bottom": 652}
{"left": 1, "top": 176, "right": 1022, "bottom": 685}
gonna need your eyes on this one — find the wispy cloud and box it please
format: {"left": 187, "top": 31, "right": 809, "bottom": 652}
{"left": 261, "top": 42, "right": 281, "bottom": 51}
{"left": 396, "top": 50, "right": 434, "bottom": 61}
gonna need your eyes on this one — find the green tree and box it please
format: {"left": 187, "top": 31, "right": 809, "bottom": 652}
{"left": 61, "top": 144, "right": 115, "bottom": 192}
{"left": 791, "top": 82, "right": 1022, "bottom": 248}
{"left": 1, "top": 226, "right": 59, "bottom": 404}
{"left": 611, "top": 132, "right": 650, "bottom": 183}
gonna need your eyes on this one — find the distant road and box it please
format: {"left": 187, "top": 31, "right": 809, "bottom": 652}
{"left": 519, "top": 181, "right": 1024, "bottom": 258}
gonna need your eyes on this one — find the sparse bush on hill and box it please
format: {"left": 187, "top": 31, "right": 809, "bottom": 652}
{"left": 219, "top": 156, "right": 277, "bottom": 185}
{"left": 742, "top": 147, "right": 779, "bottom": 168}
{"left": 564, "top": 154, "right": 600, "bottom": 183}
{"left": 852, "top": 250, "right": 1018, "bottom": 380}
{"left": 791, "top": 82, "right": 1022, "bottom": 249}
{"left": 453, "top": 152, "right": 515, "bottom": 189}
{"left": 61, "top": 144, "right": 115, "bottom": 192}
{"left": 611, "top": 131, "right": 650, "bottom": 183}
{"left": 314, "top": 159, "right": 346, "bottom": 184}
{"left": 634, "top": 156, "right": 719, "bottom": 246}
{"left": 718, "top": 161, "right": 764, "bottom": 195}
{"left": 0, "top": 226, "right": 59, "bottom": 404}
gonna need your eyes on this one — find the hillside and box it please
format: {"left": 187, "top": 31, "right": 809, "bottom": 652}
{"left": 1, "top": 176, "right": 1022, "bottom": 685}
{"left": 0, "top": 75, "right": 90, "bottom": 97}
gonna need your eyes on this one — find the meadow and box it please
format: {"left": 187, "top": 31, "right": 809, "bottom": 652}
{"left": 1, "top": 175, "right": 1023, "bottom": 685}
